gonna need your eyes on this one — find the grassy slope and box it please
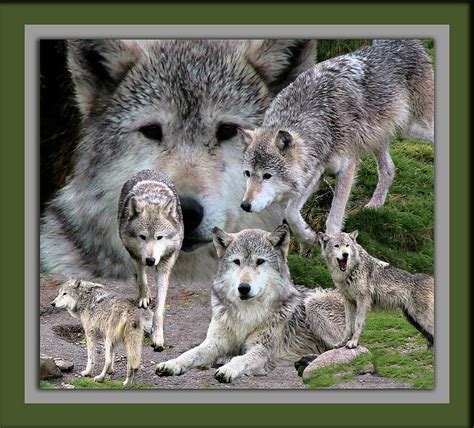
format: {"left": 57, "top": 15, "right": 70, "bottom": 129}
{"left": 295, "top": 40, "right": 435, "bottom": 388}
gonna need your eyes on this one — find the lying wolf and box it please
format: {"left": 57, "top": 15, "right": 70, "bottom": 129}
{"left": 40, "top": 39, "right": 316, "bottom": 282}
{"left": 317, "top": 231, "right": 434, "bottom": 348}
{"left": 240, "top": 39, "right": 434, "bottom": 239}
{"left": 118, "top": 169, "right": 183, "bottom": 351}
{"left": 156, "top": 224, "right": 345, "bottom": 383}
{"left": 51, "top": 279, "right": 144, "bottom": 387}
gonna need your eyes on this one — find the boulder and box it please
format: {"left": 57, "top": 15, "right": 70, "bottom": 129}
{"left": 40, "top": 356, "right": 63, "bottom": 380}
{"left": 53, "top": 358, "right": 74, "bottom": 372}
{"left": 302, "top": 346, "right": 373, "bottom": 382}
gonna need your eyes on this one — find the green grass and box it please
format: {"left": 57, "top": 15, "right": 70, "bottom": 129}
{"left": 39, "top": 380, "right": 56, "bottom": 389}
{"left": 70, "top": 377, "right": 154, "bottom": 389}
{"left": 305, "top": 311, "right": 434, "bottom": 389}
{"left": 288, "top": 138, "right": 434, "bottom": 288}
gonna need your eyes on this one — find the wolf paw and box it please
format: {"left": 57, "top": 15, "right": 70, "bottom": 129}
{"left": 155, "top": 360, "right": 185, "bottom": 376}
{"left": 138, "top": 296, "right": 151, "bottom": 309}
{"left": 334, "top": 340, "right": 348, "bottom": 348}
{"left": 364, "top": 200, "right": 383, "bottom": 209}
{"left": 80, "top": 370, "right": 92, "bottom": 377}
{"left": 214, "top": 365, "right": 239, "bottom": 384}
{"left": 122, "top": 378, "right": 133, "bottom": 388}
{"left": 345, "top": 339, "right": 359, "bottom": 349}
{"left": 93, "top": 375, "right": 105, "bottom": 383}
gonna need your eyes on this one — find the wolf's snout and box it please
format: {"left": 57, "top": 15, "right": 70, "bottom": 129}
{"left": 145, "top": 257, "right": 156, "bottom": 266}
{"left": 342, "top": 252, "right": 349, "bottom": 259}
{"left": 180, "top": 197, "right": 204, "bottom": 233}
{"left": 238, "top": 283, "right": 251, "bottom": 295}
{"left": 50, "top": 301, "right": 56, "bottom": 307}
{"left": 240, "top": 200, "right": 252, "bottom": 212}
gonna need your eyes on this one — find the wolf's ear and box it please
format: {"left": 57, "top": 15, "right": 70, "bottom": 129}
{"left": 349, "top": 230, "right": 359, "bottom": 242}
{"left": 73, "top": 279, "right": 82, "bottom": 289}
{"left": 237, "top": 128, "right": 255, "bottom": 147}
{"left": 212, "top": 227, "right": 234, "bottom": 258}
{"left": 128, "top": 197, "right": 144, "bottom": 218}
{"left": 275, "top": 130, "right": 293, "bottom": 152}
{"left": 246, "top": 40, "right": 316, "bottom": 93}
{"left": 267, "top": 224, "right": 291, "bottom": 258}
{"left": 317, "top": 232, "right": 330, "bottom": 248}
{"left": 67, "top": 40, "right": 145, "bottom": 117}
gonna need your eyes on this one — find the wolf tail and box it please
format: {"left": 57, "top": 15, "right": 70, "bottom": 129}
{"left": 124, "top": 317, "right": 143, "bottom": 370}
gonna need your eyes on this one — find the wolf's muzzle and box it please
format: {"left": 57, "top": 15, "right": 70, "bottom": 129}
{"left": 145, "top": 257, "right": 156, "bottom": 266}
{"left": 238, "top": 283, "right": 252, "bottom": 299}
{"left": 180, "top": 196, "right": 208, "bottom": 252}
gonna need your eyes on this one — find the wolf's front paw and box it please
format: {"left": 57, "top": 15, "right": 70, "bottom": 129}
{"left": 214, "top": 365, "right": 239, "bottom": 384}
{"left": 138, "top": 295, "right": 151, "bottom": 309}
{"left": 155, "top": 360, "right": 186, "bottom": 376}
{"left": 80, "top": 370, "right": 92, "bottom": 377}
{"left": 345, "top": 339, "right": 359, "bottom": 349}
{"left": 364, "top": 199, "right": 383, "bottom": 209}
{"left": 334, "top": 340, "right": 348, "bottom": 348}
{"left": 93, "top": 374, "right": 105, "bottom": 383}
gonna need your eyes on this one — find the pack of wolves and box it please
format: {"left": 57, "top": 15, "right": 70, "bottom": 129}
{"left": 45, "top": 39, "right": 435, "bottom": 386}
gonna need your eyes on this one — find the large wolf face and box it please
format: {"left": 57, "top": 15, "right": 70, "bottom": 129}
{"left": 41, "top": 39, "right": 315, "bottom": 280}
{"left": 211, "top": 224, "right": 291, "bottom": 303}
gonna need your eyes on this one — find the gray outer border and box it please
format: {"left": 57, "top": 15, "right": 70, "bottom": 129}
{"left": 26, "top": 25, "right": 449, "bottom": 404}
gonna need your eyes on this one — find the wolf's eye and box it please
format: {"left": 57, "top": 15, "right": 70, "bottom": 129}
{"left": 216, "top": 123, "right": 238, "bottom": 141}
{"left": 139, "top": 234, "right": 147, "bottom": 240}
{"left": 263, "top": 173, "right": 272, "bottom": 180}
{"left": 156, "top": 236, "right": 163, "bottom": 240}
{"left": 244, "top": 170, "right": 250, "bottom": 178}
{"left": 334, "top": 244, "right": 339, "bottom": 248}
{"left": 140, "top": 124, "right": 163, "bottom": 142}
{"left": 62, "top": 292, "right": 67, "bottom": 296}
{"left": 233, "top": 259, "right": 241, "bottom": 265}
{"left": 256, "top": 258, "right": 265, "bottom": 266}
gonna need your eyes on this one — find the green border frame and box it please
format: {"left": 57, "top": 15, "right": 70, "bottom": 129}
{"left": 0, "top": 2, "right": 470, "bottom": 427}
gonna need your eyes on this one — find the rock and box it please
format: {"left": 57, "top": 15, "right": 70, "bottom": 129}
{"left": 40, "top": 356, "right": 63, "bottom": 379}
{"left": 302, "top": 346, "right": 373, "bottom": 382}
{"left": 53, "top": 358, "right": 74, "bottom": 372}
{"left": 61, "top": 383, "right": 75, "bottom": 389}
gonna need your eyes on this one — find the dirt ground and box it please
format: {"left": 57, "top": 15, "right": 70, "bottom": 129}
{"left": 40, "top": 274, "right": 411, "bottom": 390}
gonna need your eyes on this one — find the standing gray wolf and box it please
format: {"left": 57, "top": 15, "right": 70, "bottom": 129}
{"left": 50, "top": 279, "right": 144, "bottom": 387}
{"left": 40, "top": 39, "right": 316, "bottom": 282}
{"left": 155, "top": 224, "right": 345, "bottom": 383}
{"left": 240, "top": 39, "right": 434, "bottom": 240}
{"left": 317, "top": 231, "right": 434, "bottom": 348}
{"left": 118, "top": 169, "right": 183, "bottom": 351}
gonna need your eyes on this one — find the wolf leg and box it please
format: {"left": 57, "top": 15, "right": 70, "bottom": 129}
{"left": 94, "top": 337, "right": 115, "bottom": 383}
{"left": 80, "top": 331, "right": 97, "bottom": 377}
{"left": 335, "top": 300, "right": 356, "bottom": 348}
{"left": 346, "top": 297, "right": 371, "bottom": 348}
{"left": 285, "top": 169, "right": 323, "bottom": 243}
{"left": 135, "top": 261, "right": 150, "bottom": 309}
{"left": 365, "top": 143, "right": 395, "bottom": 209}
{"left": 156, "top": 322, "right": 230, "bottom": 376}
{"left": 214, "top": 345, "right": 271, "bottom": 383}
{"left": 151, "top": 255, "right": 177, "bottom": 351}
{"left": 326, "top": 158, "right": 359, "bottom": 234}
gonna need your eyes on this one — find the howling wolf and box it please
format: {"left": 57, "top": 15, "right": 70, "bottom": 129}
{"left": 156, "top": 224, "right": 345, "bottom": 383}
{"left": 240, "top": 40, "right": 434, "bottom": 240}
{"left": 318, "top": 231, "right": 434, "bottom": 348}
{"left": 40, "top": 39, "right": 316, "bottom": 282}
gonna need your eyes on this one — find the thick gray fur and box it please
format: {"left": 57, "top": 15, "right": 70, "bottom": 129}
{"left": 50, "top": 279, "right": 144, "bottom": 387}
{"left": 242, "top": 39, "right": 434, "bottom": 240}
{"left": 318, "top": 231, "right": 434, "bottom": 349}
{"left": 40, "top": 39, "right": 316, "bottom": 282}
{"left": 118, "top": 169, "right": 184, "bottom": 351}
{"left": 156, "top": 225, "right": 345, "bottom": 383}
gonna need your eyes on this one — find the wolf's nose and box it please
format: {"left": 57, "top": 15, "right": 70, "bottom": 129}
{"left": 180, "top": 196, "right": 204, "bottom": 233}
{"left": 50, "top": 302, "right": 56, "bottom": 307}
{"left": 145, "top": 257, "right": 156, "bottom": 266}
{"left": 238, "top": 283, "right": 251, "bottom": 295}
{"left": 240, "top": 201, "right": 252, "bottom": 212}
{"left": 342, "top": 252, "right": 349, "bottom": 259}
